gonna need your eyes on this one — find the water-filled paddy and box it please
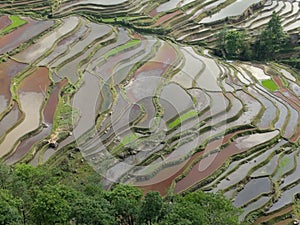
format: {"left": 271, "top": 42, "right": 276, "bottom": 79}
{"left": 0, "top": 2, "right": 300, "bottom": 221}
{"left": 233, "top": 177, "right": 272, "bottom": 208}
{"left": 200, "top": 0, "right": 261, "bottom": 23}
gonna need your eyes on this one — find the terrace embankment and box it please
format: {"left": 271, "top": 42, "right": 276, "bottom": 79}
{"left": 0, "top": 67, "right": 50, "bottom": 158}
{"left": 0, "top": 59, "right": 27, "bottom": 115}
{"left": 5, "top": 78, "right": 67, "bottom": 164}
{"left": 0, "top": 3, "right": 299, "bottom": 223}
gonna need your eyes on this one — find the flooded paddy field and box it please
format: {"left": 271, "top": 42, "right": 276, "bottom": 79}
{"left": 0, "top": 0, "right": 300, "bottom": 223}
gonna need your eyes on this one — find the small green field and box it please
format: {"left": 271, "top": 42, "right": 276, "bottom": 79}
{"left": 262, "top": 79, "right": 278, "bottom": 91}
{"left": 0, "top": 15, "right": 27, "bottom": 35}
{"left": 168, "top": 110, "right": 198, "bottom": 129}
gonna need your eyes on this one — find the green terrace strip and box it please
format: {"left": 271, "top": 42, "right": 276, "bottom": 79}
{"left": 261, "top": 79, "right": 278, "bottom": 92}
{"left": 111, "top": 133, "right": 138, "bottom": 154}
{"left": 167, "top": 110, "right": 198, "bottom": 129}
{"left": 101, "top": 39, "right": 141, "bottom": 60}
{"left": 0, "top": 15, "right": 27, "bottom": 35}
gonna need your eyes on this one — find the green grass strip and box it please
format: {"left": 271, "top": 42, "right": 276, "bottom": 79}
{"left": 168, "top": 110, "right": 198, "bottom": 129}
{"left": 120, "top": 133, "right": 138, "bottom": 146}
{"left": 261, "top": 79, "right": 278, "bottom": 92}
{"left": 0, "top": 15, "right": 27, "bottom": 35}
{"left": 111, "top": 133, "right": 138, "bottom": 154}
{"left": 102, "top": 39, "right": 141, "bottom": 60}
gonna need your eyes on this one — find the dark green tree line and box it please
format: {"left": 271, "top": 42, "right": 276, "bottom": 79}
{"left": 0, "top": 162, "right": 243, "bottom": 225}
{"left": 216, "top": 12, "right": 288, "bottom": 61}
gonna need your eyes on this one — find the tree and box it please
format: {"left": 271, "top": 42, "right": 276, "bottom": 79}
{"left": 225, "top": 30, "right": 244, "bottom": 59}
{"left": 139, "top": 191, "right": 163, "bottom": 225}
{"left": 159, "top": 191, "right": 242, "bottom": 225}
{"left": 216, "top": 29, "right": 251, "bottom": 59}
{"left": 109, "top": 184, "right": 143, "bottom": 225}
{"left": 215, "top": 26, "right": 228, "bottom": 57}
{"left": 71, "top": 193, "right": 116, "bottom": 225}
{"left": 254, "top": 12, "right": 288, "bottom": 60}
{"left": 0, "top": 163, "right": 12, "bottom": 189}
{"left": 0, "top": 190, "right": 22, "bottom": 225}
{"left": 31, "top": 184, "right": 75, "bottom": 225}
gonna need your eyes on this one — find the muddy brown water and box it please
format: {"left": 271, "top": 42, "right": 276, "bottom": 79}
{"left": 153, "top": 11, "right": 180, "bottom": 26}
{"left": 273, "top": 76, "right": 300, "bottom": 142}
{"left": 5, "top": 79, "right": 66, "bottom": 164}
{"left": 0, "top": 67, "right": 50, "bottom": 158}
{"left": 133, "top": 42, "right": 177, "bottom": 79}
{"left": 253, "top": 206, "right": 293, "bottom": 225}
{"left": 0, "top": 92, "right": 44, "bottom": 158}
{"left": 174, "top": 131, "right": 279, "bottom": 193}
{"left": 0, "top": 15, "right": 11, "bottom": 30}
{"left": 0, "top": 102, "right": 21, "bottom": 138}
{"left": 0, "top": 59, "right": 27, "bottom": 113}
{"left": 0, "top": 19, "right": 54, "bottom": 54}
{"left": 137, "top": 128, "right": 254, "bottom": 195}
{"left": 18, "top": 67, "right": 50, "bottom": 92}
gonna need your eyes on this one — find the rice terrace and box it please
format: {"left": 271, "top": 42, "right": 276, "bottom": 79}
{"left": 0, "top": 0, "right": 300, "bottom": 224}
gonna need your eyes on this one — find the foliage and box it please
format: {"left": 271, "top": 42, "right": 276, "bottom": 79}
{"left": 224, "top": 30, "right": 249, "bottom": 59}
{"left": 0, "top": 162, "right": 242, "bottom": 225}
{"left": 109, "top": 184, "right": 143, "bottom": 225}
{"left": 140, "top": 191, "right": 164, "bottom": 225}
{"left": 261, "top": 79, "right": 278, "bottom": 91}
{"left": 71, "top": 193, "right": 116, "bottom": 225}
{"left": 168, "top": 110, "right": 198, "bottom": 129}
{"left": 216, "top": 27, "right": 251, "bottom": 60}
{"left": 160, "top": 191, "right": 242, "bottom": 225}
{"left": 216, "top": 12, "right": 288, "bottom": 61}
{"left": 0, "top": 190, "right": 22, "bottom": 225}
{"left": 294, "top": 199, "right": 300, "bottom": 220}
{"left": 31, "top": 185, "right": 74, "bottom": 225}
{"left": 254, "top": 12, "right": 288, "bottom": 60}
{"left": 0, "top": 15, "right": 27, "bottom": 35}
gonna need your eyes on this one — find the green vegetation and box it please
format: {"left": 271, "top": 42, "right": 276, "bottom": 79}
{"left": 0, "top": 162, "right": 243, "bottom": 225}
{"left": 120, "top": 133, "right": 138, "bottom": 146}
{"left": 102, "top": 39, "right": 141, "bottom": 60}
{"left": 294, "top": 199, "right": 300, "bottom": 221}
{"left": 216, "top": 12, "right": 288, "bottom": 61}
{"left": 261, "top": 79, "right": 278, "bottom": 91}
{"left": 254, "top": 12, "right": 288, "bottom": 60}
{"left": 168, "top": 110, "right": 198, "bottom": 129}
{"left": 217, "top": 29, "right": 251, "bottom": 60}
{"left": 0, "top": 15, "right": 27, "bottom": 35}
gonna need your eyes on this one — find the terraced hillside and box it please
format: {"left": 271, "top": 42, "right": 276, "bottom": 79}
{"left": 0, "top": 0, "right": 300, "bottom": 223}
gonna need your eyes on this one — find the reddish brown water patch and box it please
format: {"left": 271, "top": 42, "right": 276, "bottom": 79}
{"left": 134, "top": 42, "right": 177, "bottom": 78}
{"left": 132, "top": 32, "right": 142, "bottom": 39}
{"left": 0, "top": 67, "right": 51, "bottom": 159}
{"left": 0, "top": 59, "right": 27, "bottom": 98}
{"left": 274, "top": 91, "right": 300, "bottom": 143}
{"left": 136, "top": 153, "right": 202, "bottom": 195}
{"left": 44, "top": 78, "right": 67, "bottom": 123}
{"left": 0, "top": 15, "right": 11, "bottom": 30}
{"left": 137, "top": 129, "right": 255, "bottom": 195}
{"left": 174, "top": 130, "right": 278, "bottom": 193}
{"left": 0, "top": 60, "right": 27, "bottom": 113}
{"left": 0, "top": 18, "right": 54, "bottom": 54}
{"left": 19, "top": 67, "right": 50, "bottom": 93}
{"left": 253, "top": 205, "right": 292, "bottom": 225}
{"left": 154, "top": 11, "right": 180, "bottom": 26}
{"left": 273, "top": 76, "right": 299, "bottom": 104}
{"left": 274, "top": 219, "right": 293, "bottom": 225}
{"left": 0, "top": 102, "right": 21, "bottom": 138}
{"left": 149, "top": 9, "right": 158, "bottom": 17}
{"left": 5, "top": 79, "right": 67, "bottom": 164}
